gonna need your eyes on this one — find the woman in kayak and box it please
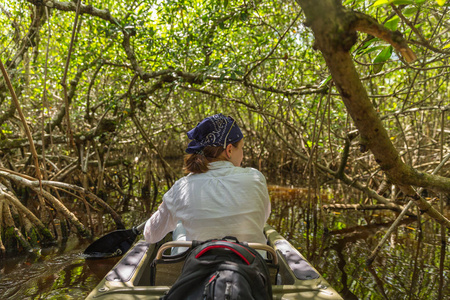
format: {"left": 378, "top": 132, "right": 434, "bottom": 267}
{"left": 143, "top": 113, "right": 271, "bottom": 249}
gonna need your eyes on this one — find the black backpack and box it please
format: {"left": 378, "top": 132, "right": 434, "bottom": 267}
{"left": 161, "top": 237, "right": 273, "bottom": 300}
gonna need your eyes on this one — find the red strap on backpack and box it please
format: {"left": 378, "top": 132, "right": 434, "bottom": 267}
{"left": 195, "top": 241, "right": 255, "bottom": 265}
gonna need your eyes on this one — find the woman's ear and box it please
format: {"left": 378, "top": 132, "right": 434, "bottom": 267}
{"left": 225, "top": 143, "right": 233, "bottom": 159}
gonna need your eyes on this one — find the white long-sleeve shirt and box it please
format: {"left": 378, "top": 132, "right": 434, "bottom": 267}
{"left": 144, "top": 161, "right": 271, "bottom": 245}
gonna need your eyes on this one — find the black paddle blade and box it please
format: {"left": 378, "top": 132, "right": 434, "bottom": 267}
{"left": 83, "top": 228, "right": 138, "bottom": 259}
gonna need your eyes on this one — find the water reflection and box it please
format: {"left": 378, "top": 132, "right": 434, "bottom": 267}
{"left": 0, "top": 238, "right": 118, "bottom": 299}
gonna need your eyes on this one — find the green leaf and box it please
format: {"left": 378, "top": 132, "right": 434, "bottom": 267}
{"left": 360, "top": 38, "right": 379, "bottom": 49}
{"left": 219, "top": 72, "right": 226, "bottom": 83}
{"left": 443, "top": 43, "right": 450, "bottom": 50}
{"left": 372, "top": 46, "right": 393, "bottom": 73}
{"left": 373, "top": 46, "right": 393, "bottom": 64}
{"left": 402, "top": 7, "right": 418, "bottom": 17}
{"left": 436, "top": 0, "right": 446, "bottom": 5}
{"left": 356, "top": 45, "right": 385, "bottom": 57}
{"left": 385, "top": 16, "right": 399, "bottom": 31}
{"left": 319, "top": 75, "right": 332, "bottom": 88}
{"left": 392, "top": 0, "right": 414, "bottom": 5}
{"left": 240, "top": 12, "right": 249, "bottom": 21}
{"left": 373, "top": 0, "right": 391, "bottom": 7}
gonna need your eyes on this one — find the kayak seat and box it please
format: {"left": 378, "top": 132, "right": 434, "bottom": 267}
{"left": 150, "top": 240, "right": 279, "bottom": 286}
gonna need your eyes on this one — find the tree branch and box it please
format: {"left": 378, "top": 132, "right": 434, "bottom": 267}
{"left": 390, "top": 4, "right": 450, "bottom": 55}
{"left": 0, "top": 59, "right": 42, "bottom": 182}
{"left": 349, "top": 11, "right": 417, "bottom": 63}
{"left": 27, "top": 0, "right": 120, "bottom": 24}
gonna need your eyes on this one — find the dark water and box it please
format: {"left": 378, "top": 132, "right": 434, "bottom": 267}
{"left": 1, "top": 187, "right": 449, "bottom": 299}
{"left": 0, "top": 238, "right": 114, "bottom": 299}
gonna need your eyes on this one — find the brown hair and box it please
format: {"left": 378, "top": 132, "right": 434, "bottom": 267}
{"left": 183, "top": 142, "right": 240, "bottom": 174}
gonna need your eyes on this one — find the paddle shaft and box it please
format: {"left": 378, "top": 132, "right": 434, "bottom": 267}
{"left": 134, "top": 221, "right": 147, "bottom": 234}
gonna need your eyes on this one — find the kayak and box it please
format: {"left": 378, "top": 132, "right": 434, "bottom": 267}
{"left": 86, "top": 224, "right": 343, "bottom": 299}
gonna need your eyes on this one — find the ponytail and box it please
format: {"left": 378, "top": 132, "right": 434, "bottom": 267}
{"left": 183, "top": 145, "right": 227, "bottom": 174}
{"left": 184, "top": 153, "right": 209, "bottom": 174}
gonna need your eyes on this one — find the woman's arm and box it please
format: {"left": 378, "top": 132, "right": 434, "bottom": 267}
{"left": 143, "top": 199, "right": 177, "bottom": 244}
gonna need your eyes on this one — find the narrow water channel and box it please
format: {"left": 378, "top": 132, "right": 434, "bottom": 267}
{"left": 0, "top": 186, "right": 448, "bottom": 299}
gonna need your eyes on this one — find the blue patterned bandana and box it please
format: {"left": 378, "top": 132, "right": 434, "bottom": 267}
{"left": 185, "top": 114, "right": 243, "bottom": 154}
